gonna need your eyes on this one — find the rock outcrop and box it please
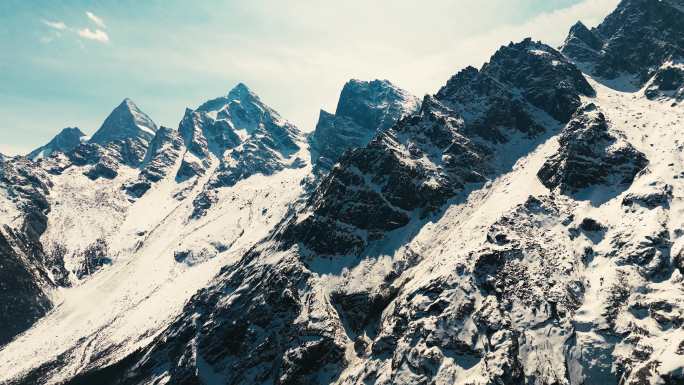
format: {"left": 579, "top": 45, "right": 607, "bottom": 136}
{"left": 309, "top": 79, "right": 420, "bottom": 175}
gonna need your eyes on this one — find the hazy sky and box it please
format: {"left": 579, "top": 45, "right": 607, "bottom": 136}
{"left": 0, "top": 0, "right": 619, "bottom": 155}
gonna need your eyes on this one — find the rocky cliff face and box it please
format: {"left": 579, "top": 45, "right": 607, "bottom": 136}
{"left": 537, "top": 103, "right": 648, "bottom": 195}
{"left": 280, "top": 38, "right": 592, "bottom": 256}
{"left": 309, "top": 79, "right": 420, "bottom": 175}
{"left": 179, "top": 83, "right": 306, "bottom": 217}
{"left": 123, "top": 126, "right": 185, "bottom": 198}
{"left": 561, "top": 0, "right": 684, "bottom": 90}
{"left": 0, "top": 157, "right": 68, "bottom": 346}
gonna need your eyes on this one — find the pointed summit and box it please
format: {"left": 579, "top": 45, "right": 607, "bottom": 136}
{"left": 194, "top": 83, "right": 260, "bottom": 115}
{"left": 28, "top": 127, "right": 86, "bottom": 160}
{"left": 176, "top": 84, "right": 303, "bottom": 215}
{"left": 90, "top": 98, "right": 158, "bottom": 145}
{"left": 560, "top": 21, "right": 603, "bottom": 63}
{"left": 309, "top": 79, "right": 420, "bottom": 175}
{"left": 562, "top": 0, "right": 684, "bottom": 84}
{"left": 566, "top": 21, "right": 602, "bottom": 50}
{"left": 227, "top": 82, "right": 257, "bottom": 101}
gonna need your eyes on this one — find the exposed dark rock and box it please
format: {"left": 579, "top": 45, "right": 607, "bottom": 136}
{"left": 331, "top": 286, "right": 398, "bottom": 335}
{"left": 190, "top": 190, "right": 218, "bottom": 219}
{"left": 538, "top": 104, "right": 648, "bottom": 194}
{"left": 645, "top": 63, "right": 684, "bottom": 100}
{"left": 562, "top": 0, "right": 684, "bottom": 87}
{"left": 175, "top": 156, "right": 208, "bottom": 182}
{"left": 72, "top": 138, "right": 150, "bottom": 181}
{"left": 622, "top": 182, "right": 673, "bottom": 209}
{"left": 0, "top": 157, "right": 67, "bottom": 346}
{"left": 281, "top": 39, "right": 592, "bottom": 256}
{"left": 438, "top": 39, "right": 593, "bottom": 127}
{"left": 279, "top": 96, "right": 491, "bottom": 255}
{"left": 436, "top": 66, "right": 546, "bottom": 142}
{"left": 74, "top": 238, "right": 112, "bottom": 279}
{"left": 476, "top": 38, "right": 595, "bottom": 122}
{"left": 0, "top": 227, "right": 53, "bottom": 347}
{"left": 124, "top": 126, "right": 184, "bottom": 198}
{"left": 60, "top": 253, "right": 347, "bottom": 385}
{"left": 561, "top": 21, "right": 603, "bottom": 63}
{"left": 309, "top": 79, "right": 419, "bottom": 175}
{"left": 579, "top": 218, "right": 606, "bottom": 233}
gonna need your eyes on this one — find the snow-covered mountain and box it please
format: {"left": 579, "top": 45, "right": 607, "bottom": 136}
{"left": 1, "top": 1, "right": 683, "bottom": 384}
{"left": 309, "top": 79, "right": 420, "bottom": 176}
{"left": 28, "top": 127, "right": 86, "bottom": 161}
{"left": 0, "top": 85, "right": 308, "bottom": 366}
{"left": 0, "top": 156, "right": 66, "bottom": 347}
{"left": 177, "top": 83, "right": 306, "bottom": 217}
{"left": 90, "top": 98, "right": 158, "bottom": 145}
{"left": 561, "top": 0, "right": 684, "bottom": 99}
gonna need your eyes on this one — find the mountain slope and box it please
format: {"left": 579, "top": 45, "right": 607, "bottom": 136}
{"left": 90, "top": 98, "right": 158, "bottom": 145}
{"left": 561, "top": 0, "right": 684, "bottom": 97}
{"left": 25, "top": 38, "right": 606, "bottom": 385}
{"left": 28, "top": 127, "right": 86, "bottom": 161}
{"left": 0, "top": 156, "right": 68, "bottom": 346}
{"left": 0, "top": 85, "right": 313, "bottom": 384}
{"left": 281, "top": 38, "right": 592, "bottom": 256}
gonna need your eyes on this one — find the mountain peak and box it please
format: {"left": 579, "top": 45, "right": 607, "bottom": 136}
{"left": 90, "top": 98, "right": 158, "bottom": 145}
{"left": 227, "top": 82, "right": 258, "bottom": 101}
{"left": 562, "top": 0, "right": 684, "bottom": 84}
{"left": 28, "top": 126, "right": 86, "bottom": 160}
{"left": 563, "top": 20, "right": 603, "bottom": 54}
{"left": 335, "top": 79, "right": 420, "bottom": 121}
{"left": 341, "top": 78, "right": 398, "bottom": 93}
{"left": 121, "top": 97, "right": 138, "bottom": 109}
{"left": 438, "top": 38, "right": 594, "bottom": 123}
{"left": 309, "top": 78, "right": 420, "bottom": 175}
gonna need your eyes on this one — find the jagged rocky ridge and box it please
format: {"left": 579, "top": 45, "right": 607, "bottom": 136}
{"left": 537, "top": 103, "right": 648, "bottom": 195}
{"left": 178, "top": 83, "right": 306, "bottom": 217}
{"left": 123, "top": 127, "right": 185, "bottom": 198}
{"left": 0, "top": 84, "right": 309, "bottom": 348}
{"left": 561, "top": 0, "right": 684, "bottom": 98}
{"left": 41, "top": 38, "right": 614, "bottom": 385}
{"left": 38, "top": 98, "right": 160, "bottom": 181}
{"left": 309, "top": 79, "right": 420, "bottom": 176}
{"left": 280, "top": 38, "right": 593, "bottom": 256}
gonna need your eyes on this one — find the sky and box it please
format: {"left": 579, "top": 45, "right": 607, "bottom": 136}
{"left": 0, "top": 0, "right": 619, "bottom": 155}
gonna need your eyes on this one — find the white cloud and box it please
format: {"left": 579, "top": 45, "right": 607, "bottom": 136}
{"left": 39, "top": 13, "right": 109, "bottom": 44}
{"left": 78, "top": 28, "right": 109, "bottom": 43}
{"left": 86, "top": 11, "right": 106, "bottom": 29}
{"left": 42, "top": 20, "right": 67, "bottom": 30}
